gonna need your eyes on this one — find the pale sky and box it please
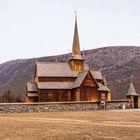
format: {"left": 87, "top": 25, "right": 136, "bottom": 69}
{"left": 0, "top": 0, "right": 140, "bottom": 64}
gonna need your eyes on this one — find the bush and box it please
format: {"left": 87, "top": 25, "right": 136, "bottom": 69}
{"left": 0, "top": 90, "right": 21, "bottom": 103}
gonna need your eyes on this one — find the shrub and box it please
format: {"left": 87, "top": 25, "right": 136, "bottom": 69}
{"left": 0, "top": 90, "right": 21, "bottom": 103}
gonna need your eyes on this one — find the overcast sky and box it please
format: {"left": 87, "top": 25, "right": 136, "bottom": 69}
{"left": 0, "top": 0, "right": 140, "bottom": 64}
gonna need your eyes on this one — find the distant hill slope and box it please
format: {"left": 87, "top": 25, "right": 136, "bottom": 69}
{"left": 0, "top": 46, "right": 140, "bottom": 100}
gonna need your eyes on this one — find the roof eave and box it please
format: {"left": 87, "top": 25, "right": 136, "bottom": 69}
{"left": 126, "top": 94, "right": 139, "bottom": 96}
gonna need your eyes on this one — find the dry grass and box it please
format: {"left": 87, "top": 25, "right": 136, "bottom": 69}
{"left": 0, "top": 110, "right": 140, "bottom": 140}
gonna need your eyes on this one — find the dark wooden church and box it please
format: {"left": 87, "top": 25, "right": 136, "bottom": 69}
{"left": 26, "top": 14, "right": 111, "bottom": 102}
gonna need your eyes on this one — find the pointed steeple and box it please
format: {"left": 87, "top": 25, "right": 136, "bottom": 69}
{"left": 126, "top": 82, "right": 138, "bottom": 96}
{"left": 69, "top": 12, "right": 85, "bottom": 72}
{"left": 72, "top": 12, "right": 82, "bottom": 58}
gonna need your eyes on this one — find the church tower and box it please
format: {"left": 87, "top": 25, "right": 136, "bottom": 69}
{"left": 126, "top": 81, "right": 140, "bottom": 108}
{"left": 69, "top": 12, "right": 85, "bottom": 72}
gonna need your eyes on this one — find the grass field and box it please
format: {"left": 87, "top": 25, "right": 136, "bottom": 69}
{"left": 0, "top": 110, "right": 140, "bottom": 140}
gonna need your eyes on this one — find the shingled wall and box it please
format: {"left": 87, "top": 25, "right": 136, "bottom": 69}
{"left": 0, "top": 101, "right": 131, "bottom": 113}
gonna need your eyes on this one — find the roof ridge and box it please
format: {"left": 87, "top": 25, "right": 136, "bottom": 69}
{"left": 38, "top": 81, "right": 74, "bottom": 83}
{"left": 36, "top": 61, "right": 68, "bottom": 64}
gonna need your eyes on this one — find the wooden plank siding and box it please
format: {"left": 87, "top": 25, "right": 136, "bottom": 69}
{"left": 69, "top": 59, "right": 84, "bottom": 71}
{"left": 39, "top": 89, "right": 70, "bottom": 102}
{"left": 80, "top": 87, "right": 99, "bottom": 101}
{"left": 39, "top": 77, "right": 76, "bottom": 82}
{"left": 138, "top": 97, "right": 140, "bottom": 108}
{"left": 79, "top": 72, "right": 100, "bottom": 101}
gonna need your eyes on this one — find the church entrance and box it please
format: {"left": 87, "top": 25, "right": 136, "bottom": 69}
{"left": 134, "top": 96, "right": 138, "bottom": 108}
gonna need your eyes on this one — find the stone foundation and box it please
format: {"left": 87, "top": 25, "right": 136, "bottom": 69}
{"left": 0, "top": 100, "right": 131, "bottom": 113}
{"left": 106, "top": 100, "right": 131, "bottom": 110}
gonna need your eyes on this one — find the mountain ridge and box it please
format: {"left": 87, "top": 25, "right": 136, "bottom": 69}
{"left": 0, "top": 46, "right": 140, "bottom": 100}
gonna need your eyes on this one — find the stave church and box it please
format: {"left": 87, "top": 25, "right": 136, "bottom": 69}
{"left": 26, "top": 14, "right": 111, "bottom": 102}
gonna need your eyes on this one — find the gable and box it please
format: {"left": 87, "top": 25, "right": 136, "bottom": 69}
{"left": 73, "top": 71, "right": 88, "bottom": 88}
{"left": 73, "top": 71, "right": 98, "bottom": 88}
{"left": 81, "top": 71, "right": 98, "bottom": 87}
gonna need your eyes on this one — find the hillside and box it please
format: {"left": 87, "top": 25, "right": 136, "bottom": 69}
{"left": 0, "top": 46, "right": 140, "bottom": 100}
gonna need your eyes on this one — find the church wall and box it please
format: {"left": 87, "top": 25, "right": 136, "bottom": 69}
{"left": 79, "top": 72, "right": 100, "bottom": 101}
{"left": 80, "top": 87, "right": 99, "bottom": 101}
{"left": 69, "top": 59, "right": 84, "bottom": 71}
{"left": 39, "top": 89, "right": 70, "bottom": 102}
{"left": 91, "top": 90, "right": 99, "bottom": 101}
{"left": 126, "top": 96, "right": 140, "bottom": 109}
{"left": 26, "top": 97, "right": 33, "bottom": 103}
{"left": 107, "top": 92, "right": 111, "bottom": 101}
{"left": 131, "top": 97, "right": 134, "bottom": 108}
{"left": 71, "top": 90, "right": 76, "bottom": 101}
{"left": 71, "top": 88, "right": 80, "bottom": 101}
{"left": 138, "top": 97, "right": 140, "bottom": 108}
{"left": 100, "top": 92, "right": 107, "bottom": 100}
{"left": 75, "top": 88, "right": 80, "bottom": 101}
{"left": 26, "top": 97, "right": 38, "bottom": 103}
{"left": 26, "top": 90, "right": 39, "bottom": 103}
{"left": 38, "top": 77, "right": 76, "bottom": 82}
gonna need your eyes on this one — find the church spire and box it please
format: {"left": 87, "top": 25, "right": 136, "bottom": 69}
{"left": 126, "top": 82, "right": 138, "bottom": 96}
{"left": 69, "top": 12, "right": 85, "bottom": 72}
{"left": 72, "top": 12, "right": 81, "bottom": 57}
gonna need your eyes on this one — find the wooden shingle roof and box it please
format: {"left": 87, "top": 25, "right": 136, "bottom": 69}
{"left": 38, "top": 82, "right": 73, "bottom": 89}
{"left": 27, "top": 93, "right": 38, "bottom": 97}
{"left": 27, "top": 82, "right": 37, "bottom": 92}
{"left": 73, "top": 71, "right": 88, "bottom": 88}
{"left": 126, "top": 83, "right": 139, "bottom": 96}
{"left": 36, "top": 61, "right": 89, "bottom": 77}
{"left": 36, "top": 62, "right": 78, "bottom": 77}
{"left": 90, "top": 70, "right": 103, "bottom": 80}
{"left": 33, "top": 61, "right": 107, "bottom": 90}
{"left": 98, "top": 83, "right": 110, "bottom": 92}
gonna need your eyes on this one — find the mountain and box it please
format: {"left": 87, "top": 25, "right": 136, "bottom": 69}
{"left": 0, "top": 46, "right": 140, "bottom": 100}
